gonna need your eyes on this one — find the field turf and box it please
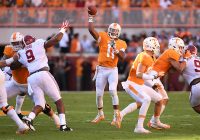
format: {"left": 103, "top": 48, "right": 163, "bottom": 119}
{"left": 0, "top": 91, "right": 200, "bottom": 140}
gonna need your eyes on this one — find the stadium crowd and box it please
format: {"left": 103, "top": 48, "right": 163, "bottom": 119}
{"left": 0, "top": 0, "right": 200, "bottom": 8}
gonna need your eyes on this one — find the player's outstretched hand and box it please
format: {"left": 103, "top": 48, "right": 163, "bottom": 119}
{"left": 60, "top": 20, "right": 70, "bottom": 33}
{"left": 157, "top": 71, "right": 165, "bottom": 77}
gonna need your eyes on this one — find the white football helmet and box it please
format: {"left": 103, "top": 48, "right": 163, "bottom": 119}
{"left": 10, "top": 32, "right": 24, "bottom": 51}
{"left": 107, "top": 23, "right": 121, "bottom": 39}
{"left": 143, "top": 37, "right": 160, "bottom": 56}
{"left": 168, "top": 37, "right": 185, "bottom": 55}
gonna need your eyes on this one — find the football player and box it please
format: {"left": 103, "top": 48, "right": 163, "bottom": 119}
{"left": 145, "top": 37, "right": 186, "bottom": 129}
{"left": 88, "top": 11, "right": 127, "bottom": 127}
{"left": 180, "top": 45, "right": 200, "bottom": 114}
{"left": 120, "top": 37, "right": 165, "bottom": 133}
{"left": 2, "top": 32, "right": 60, "bottom": 127}
{"left": 0, "top": 21, "right": 72, "bottom": 132}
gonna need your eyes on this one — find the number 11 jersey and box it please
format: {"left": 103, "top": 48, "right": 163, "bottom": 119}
{"left": 97, "top": 32, "right": 127, "bottom": 68}
{"left": 18, "top": 39, "right": 49, "bottom": 73}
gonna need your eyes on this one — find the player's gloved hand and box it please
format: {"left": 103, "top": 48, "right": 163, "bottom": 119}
{"left": 59, "top": 20, "right": 70, "bottom": 34}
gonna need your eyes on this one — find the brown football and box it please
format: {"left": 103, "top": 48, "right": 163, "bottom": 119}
{"left": 88, "top": 6, "right": 97, "bottom": 15}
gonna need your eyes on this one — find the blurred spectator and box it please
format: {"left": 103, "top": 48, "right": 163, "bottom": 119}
{"left": 76, "top": 56, "right": 84, "bottom": 91}
{"left": 81, "top": 34, "right": 94, "bottom": 53}
{"left": 76, "top": 0, "right": 85, "bottom": 7}
{"left": 24, "top": 0, "right": 32, "bottom": 7}
{"left": 59, "top": 29, "right": 70, "bottom": 53}
{"left": 70, "top": 33, "right": 81, "bottom": 53}
{"left": 16, "top": 0, "right": 24, "bottom": 7}
{"left": 118, "top": 0, "right": 130, "bottom": 24}
{"left": 81, "top": 58, "right": 92, "bottom": 91}
{"left": 111, "top": 4, "right": 119, "bottom": 23}
{"left": 121, "top": 33, "right": 130, "bottom": 45}
{"left": 128, "top": 35, "right": 139, "bottom": 52}
{"left": 85, "top": 0, "right": 96, "bottom": 7}
{"left": 54, "top": 55, "right": 71, "bottom": 91}
{"left": 160, "top": 0, "right": 171, "bottom": 9}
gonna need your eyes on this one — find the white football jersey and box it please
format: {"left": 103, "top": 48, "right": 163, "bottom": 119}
{"left": 182, "top": 55, "right": 200, "bottom": 84}
{"left": 18, "top": 39, "right": 49, "bottom": 73}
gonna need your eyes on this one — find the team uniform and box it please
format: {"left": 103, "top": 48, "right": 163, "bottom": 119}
{"left": 17, "top": 39, "right": 61, "bottom": 109}
{"left": 145, "top": 49, "right": 181, "bottom": 100}
{"left": 92, "top": 31, "right": 127, "bottom": 125}
{"left": 122, "top": 52, "right": 162, "bottom": 103}
{"left": 121, "top": 51, "right": 162, "bottom": 133}
{"left": 96, "top": 31, "right": 127, "bottom": 96}
{"left": 182, "top": 56, "right": 200, "bottom": 107}
{"left": 3, "top": 45, "right": 29, "bottom": 99}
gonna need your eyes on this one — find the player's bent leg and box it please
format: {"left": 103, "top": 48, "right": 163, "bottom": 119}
{"left": 1, "top": 105, "right": 29, "bottom": 134}
{"left": 43, "top": 103, "right": 60, "bottom": 128}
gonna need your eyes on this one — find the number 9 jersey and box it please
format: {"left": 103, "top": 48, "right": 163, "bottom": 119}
{"left": 97, "top": 32, "right": 127, "bottom": 68}
{"left": 182, "top": 56, "right": 200, "bottom": 85}
{"left": 18, "top": 39, "right": 49, "bottom": 73}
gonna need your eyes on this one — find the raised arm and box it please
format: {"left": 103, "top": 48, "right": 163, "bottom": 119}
{"left": 44, "top": 20, "right": 70, "bottom": 49}
{"left": 0, "top": 53, "right": 19, "bottom": 68}
{"left": 88, "top": 13, "right": 99, "bottom": 40}
{"left": 168, "top": 58, "right": 186, "bottom": 72}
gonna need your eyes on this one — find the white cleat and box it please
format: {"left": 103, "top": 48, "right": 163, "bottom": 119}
{"left": 91, "top": 114, "right": 105, "bottom": 124}
{"left": 134, "top": 127, "right": 151, "bottom": 134}
{"left": 16, "top": 124, "right": 29, "bottom": 135}
{"left": 147, "top": 121, "right": 170, "bottom": 130}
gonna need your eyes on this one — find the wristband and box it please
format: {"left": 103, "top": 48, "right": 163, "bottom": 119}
{"left": 59, "top": 28, "right": 66, "bottom": 34}
{"left": 142, "top": 73, "right": 155, "bottom": 80}
{"left": 5, "top": 58, "right": 14, "bottom": 65}
{"left": 88, "top": 16, "right": 94, "bottom": 22}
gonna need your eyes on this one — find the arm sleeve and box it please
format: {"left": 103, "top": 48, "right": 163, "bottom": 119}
{"left": 168, "top": 50, "right": 180, "bottom": 61}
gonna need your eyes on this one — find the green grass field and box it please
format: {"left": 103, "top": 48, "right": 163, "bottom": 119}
{"left": 1, "top": 91, "right": 200, "bottom": 140}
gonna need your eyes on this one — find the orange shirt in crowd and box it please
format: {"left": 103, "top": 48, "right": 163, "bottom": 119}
{"left": 97, "top": 31, "right": 127, "bottom": 68}
{"left": 70, "top": 38, "right": 81, "bottom": 53}
{"left": 3, "top": 45, "right": 29, "bottom": 84}
{"left": 118, "top": 0, "right": 130, "bottom": 10}
{"left": 148, "top": 0, "right": 159, "bottom": 8}
{"left": 128, "top": 51, "right": 155, "bottom": 85}
{"left": 16, "top": 0, "right": 24, "bottom": 7}
{"left": 152, "top": 49, "right": 180, "bottom": 73}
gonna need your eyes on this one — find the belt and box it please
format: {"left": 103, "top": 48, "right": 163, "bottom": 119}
{"left": 30, "top": 67, "right": 49, "bottom": 76}
{"left": 190, "top": 77, "right": 200, "bottom": 87}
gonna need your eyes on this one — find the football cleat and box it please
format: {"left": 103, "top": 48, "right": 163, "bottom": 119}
{"left": 91, "top": 114, "right": 105, "bottom": 123}
{"left": 147, "top": 121, "right": 170, "bottom": 130}
{"left": 110, "top": 119, "right": 116, "bottom": 126}
{"left": 23, "top": 116, "right": 35, "bottom": 131}
{"left": 16, "top": 124, "right": 29, "bottom": 135}
{"left": 115, "top": 111, "right": 121, "bottom": 128}
{"left": 17, "top": 113, "right": 25, "bottom": 121}
{"left": 60, "top": 125, "right": 73, "bottom": 132}
{"left": 134, "top": 127, "right": 151, "bottom": 134}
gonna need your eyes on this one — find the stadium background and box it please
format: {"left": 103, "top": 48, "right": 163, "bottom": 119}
{"left": 0, "top": 0, "right": 200, "bottom": 91}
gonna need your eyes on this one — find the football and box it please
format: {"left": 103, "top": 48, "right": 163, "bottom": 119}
{"left": 88, "top": 6, "right": 97, "bottom": 16}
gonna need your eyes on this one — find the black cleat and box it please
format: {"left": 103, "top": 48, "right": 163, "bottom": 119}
{"left": 60, "top": 125, "right": 73, "bottom": 132}
{"left": 17, "top": 113, "right": 25, "bottom": 121}
{"left": 23, "top": 116, "right": 36, "bottom": 131}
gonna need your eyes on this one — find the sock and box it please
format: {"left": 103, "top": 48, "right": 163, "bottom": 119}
{"left": 28, "top": 112, "right": 36, "bottom": 120}
{"left": 7, "top": 109, "right": 24, "bottom": 128}
{"left": 15, "top": 95, "right": 25, "bottom": 114}
{"left": 152, "top": 115, "right": 160, "bottom": 123}
{"left": 137, "top": 117, "right": 145, "bottom": 128}
{"left": 52, "top": 113, "right": 60, "bottom": 126}
{"left": 121, "top": 102, "right": 137, "bottom": 118}
{"left": 98, "top": 109, "right": 104, "bottom": 116}
{"left": 59, "top": 113, "right": 66, "bottom": 126}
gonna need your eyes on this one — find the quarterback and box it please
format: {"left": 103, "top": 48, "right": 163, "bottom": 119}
{"left": 88, "top": 11, "right": 127, "bottom": 128}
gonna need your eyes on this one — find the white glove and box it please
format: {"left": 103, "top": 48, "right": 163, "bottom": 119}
{"left": 59, "top": 20, "right": 70, "bottom": 34}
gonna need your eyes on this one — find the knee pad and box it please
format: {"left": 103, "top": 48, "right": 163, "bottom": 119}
{"left": 109, "top": 90, "right": 119, "bottom": 105}
{"left": 43, "top": 103, "right": 52, "bottom": 115}
{"left": 1, "top": 105, "right": 13, "bottom": 114}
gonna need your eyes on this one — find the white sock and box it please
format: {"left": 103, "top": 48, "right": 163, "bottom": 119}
{"left": 121, "top": 102, "right": 137, "bottom": 118}
{"left": 59, "top": 113, "right": 66, "bottom": 126}
{"left": 15, "top": 95, "right": 25, "bottom": 114}
{"left": 151, "top": 115, "right": 160, "bottom": 123}
{"left": 98, "top": 109, "right": 104, "bottom": 116}
{"left": 137, "top": 117, "right": 145, "bottom": 128}
{"left": 28, "top": 112, "right": 36, "bottom": 120}
{"left": 52, "top": 113, "right": 60, "bottom": 126}
{"left": 7, "top": 109, "right": 24, "bottom": 128}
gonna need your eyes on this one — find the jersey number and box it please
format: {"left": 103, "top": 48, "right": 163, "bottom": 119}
{"left": 26, "top": 50, "right": 35, "bottom": 63}
{"left": 107, "top": 45, "right": 114, "bottom": 59}
{"left": 194, "top": 60, "right": 200, "bottom": 72}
